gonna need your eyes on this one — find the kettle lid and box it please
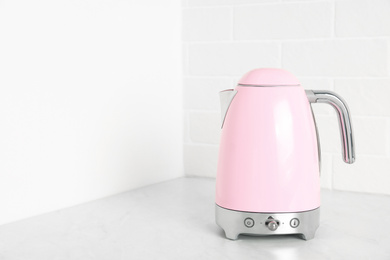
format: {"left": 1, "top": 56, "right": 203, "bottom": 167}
{"left": 238, "top": 68, "right": 301, "bottom": 86}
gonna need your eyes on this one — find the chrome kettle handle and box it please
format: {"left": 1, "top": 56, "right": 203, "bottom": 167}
{"left": 306, "top": 90, "right": 355, "bottom": 164}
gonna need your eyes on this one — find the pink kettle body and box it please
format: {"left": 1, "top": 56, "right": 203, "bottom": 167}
{"left": 216, "top": 85, "right": 320, "bottom": 213}
{"left": 215, "top": 68, "right": 355, "bottom": 240}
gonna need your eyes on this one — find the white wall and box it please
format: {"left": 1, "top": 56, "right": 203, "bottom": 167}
{"left": 0, "top": 0, "right": 182, "bottom": 225}
{"left": 182, "top": 0, "right": 390, "bottom": 195}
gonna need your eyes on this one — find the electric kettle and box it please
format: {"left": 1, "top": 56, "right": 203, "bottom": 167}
{"left": 215, "top": 68, "right": 355, "bottom": 240}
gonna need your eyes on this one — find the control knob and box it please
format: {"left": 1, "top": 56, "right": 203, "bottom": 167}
{"left": 265, "top": 217, "right": 279, "bottom": 231}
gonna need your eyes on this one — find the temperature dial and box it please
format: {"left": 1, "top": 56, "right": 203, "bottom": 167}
{"left": 265, "top": 217, "right": 279, "bottom": 231}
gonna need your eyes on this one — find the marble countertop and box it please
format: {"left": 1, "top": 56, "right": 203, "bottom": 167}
{"left": 1, "top": 177, "right": 389, "bottom": 259}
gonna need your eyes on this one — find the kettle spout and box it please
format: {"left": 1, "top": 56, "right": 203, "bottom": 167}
{"left": 219, "top": 89, "right": 238, "bottom": 128}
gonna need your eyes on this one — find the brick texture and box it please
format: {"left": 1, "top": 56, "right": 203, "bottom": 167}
{"left": 183, "top": 1, "right": 390, "bottom": 194}
{"left": 234, "top": 2, "right": 332, "bottom": 40}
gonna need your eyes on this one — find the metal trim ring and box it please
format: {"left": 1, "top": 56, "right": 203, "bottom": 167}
{"left": 215, "top": 204, "right": 320, "bottom": 240}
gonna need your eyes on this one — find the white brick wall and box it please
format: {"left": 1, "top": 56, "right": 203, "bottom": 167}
{"left": 283, "top": 39, "right": 388, "bottom": 77}
{"left": 182, "top": 0, "right": 390, "bottom": 195}
{"left": 335, "top": 0, "right": 390, "bottom": 37}
{"left": 188, "top": 42, "right": 281, "bottom": 76}
{"left": 234, "top": 2, "right": 332, "bottom": 40}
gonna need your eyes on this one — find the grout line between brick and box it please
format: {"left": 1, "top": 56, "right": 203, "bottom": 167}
{"left": 387, "top": 118, "right": 390, "bottom": 157}
{"left": 184, "top": 75, "right": 237, "bottom": 80}
{"left": 184, "top": 37, "right": 390, "bottom": 45}
{"left": 183, "top": 142, "right": 219, "bottom": 148}
{"left": 184, "top": 75, "right": 390, "bottom": 79}
{"left": 184, "top": 43, "right": 190, "bottom": 76}
{"left": 185, "top": 0, "right": 333, "bottom": 9}
{"left": 350, "top": 115, "right": 390, "bottom": 119}
{"left": 300, "top": 76, "right": 390, "bottom": 79}
{"left": 188, "top": 109, "right": 219, "bottom": 113}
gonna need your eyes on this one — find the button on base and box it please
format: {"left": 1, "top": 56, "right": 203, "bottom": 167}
{"left": 290, "top": 218, "right": 300, "bottom": 228}
{"left": 244, "top": 218, "right": 254, "bottom": 228}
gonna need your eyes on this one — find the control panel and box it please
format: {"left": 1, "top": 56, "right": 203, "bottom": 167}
{"left": 215, "top": 204, "right": 320, "bottom": 240}
{"left": 242, "top": 216, "right": 300, "bottom": 231}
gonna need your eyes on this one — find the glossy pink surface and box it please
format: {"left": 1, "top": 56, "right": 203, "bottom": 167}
{"left": 216, "top": 84, "right": 320, "bottom": 213}
{"left": 239, "top": 68, "right": 300, "bottom": 86}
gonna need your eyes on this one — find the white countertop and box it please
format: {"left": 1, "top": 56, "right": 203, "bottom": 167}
{"left": 1, "top": 177, "right": 389, "bottom": 259}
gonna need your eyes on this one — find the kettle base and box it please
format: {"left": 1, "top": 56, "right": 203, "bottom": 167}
{"left": 215, "top": 205, "right": 320, "bottom": 240}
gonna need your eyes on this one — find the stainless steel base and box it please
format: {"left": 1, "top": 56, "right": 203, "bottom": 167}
{"left": 215, "top": 205, "right": 320, "bottom": 240}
